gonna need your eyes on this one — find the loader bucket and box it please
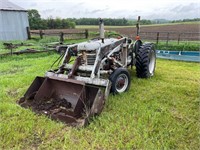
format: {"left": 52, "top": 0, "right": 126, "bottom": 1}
{"left": 18, "top": 76, "right": 105, "bottom": 126}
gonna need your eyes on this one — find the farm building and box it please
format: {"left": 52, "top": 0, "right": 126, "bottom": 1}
{"left": 0, "top": 0, "right": 29, "bottom": 41}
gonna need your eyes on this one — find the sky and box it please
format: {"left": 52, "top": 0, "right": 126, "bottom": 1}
{"left": 9, "top": 0, "right": 200, "bottom": 20}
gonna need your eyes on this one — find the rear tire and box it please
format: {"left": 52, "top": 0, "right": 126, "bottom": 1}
{"left": 109, "top": 68, "right": 131, "bottom": 94}
{"left": 136, "top": 43, "right": 156, "bottom": 78}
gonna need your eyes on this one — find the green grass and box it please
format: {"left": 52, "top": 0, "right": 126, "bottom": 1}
{"left": 152, "top": 41, "right": 200, "bottom": 51}
{"left": 0, "top": 52, "right": 199, "bottom": 149}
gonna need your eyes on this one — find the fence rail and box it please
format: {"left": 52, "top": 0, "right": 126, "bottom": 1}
{"left": 28, "top": 29, "right": 89, "bottom": 42}
{"left": 27, "top": 27, "right": 199, "bottom": 45}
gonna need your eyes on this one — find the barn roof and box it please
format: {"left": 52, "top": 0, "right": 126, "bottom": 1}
{"left": 0, "top": 0, "right": 27, "bottom": 11}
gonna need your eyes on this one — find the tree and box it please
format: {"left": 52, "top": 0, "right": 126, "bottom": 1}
{"left": 28, "top": 9, "right": 43, "bottom": 29}
{"left": 55, "top": 17, "right": 62, "bottom": 29}
{"left": 28, "top": 10, "right": 76, "bottom": 29}
{"left": 46, "top": 17, "right": 55, "bottom": 29}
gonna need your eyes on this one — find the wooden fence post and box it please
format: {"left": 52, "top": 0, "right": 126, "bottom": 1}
{"left": 177, "top": 33, "right": 181, "bottom": 44}
{"left": 156, "top": 32, "right": 159, "bottom": 44}
{"left": 60, "top": 32, "right": 64, "bottom": 43}
{"left": 85, "top": 29, "right": 89, "bottom": 39}
{"left": 26, "top": 27, "right": 31, "bottom": 39}
{"left": 11, "top": 47, "right": 13, "bottom": 56}
{"left": 39, "top": 30, "right": 43, "bottom": 39}
{"left": 166, "top": 32, "right": 169, "bottom": 46}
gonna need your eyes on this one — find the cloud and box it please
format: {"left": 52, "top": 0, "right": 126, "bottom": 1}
{"left": 30, "top": 2, "right": 37, "bottom": 7}
{"left": 72, "top": 2, "right": 85, "bottom": 7}
{"left": 171, "top": 3, "right": 199, "bottom": 13}
{"left": 9, "top": 0, "right": 200, "bottom": 20}
{"left": 91, "top": 8, "right": 109, "bottom": 14}
{"left": 42, "top": 9, "right": 55, "bottom": 13}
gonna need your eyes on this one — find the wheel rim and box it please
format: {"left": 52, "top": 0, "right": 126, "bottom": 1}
{"left": 127, "top": 55, "right": 132, "bottom": 65}
{"left": 149, "top": 51, "right": 156, "bottom": 75}
{"left": 115, "top": 74, "right": 129, "bottom": 93}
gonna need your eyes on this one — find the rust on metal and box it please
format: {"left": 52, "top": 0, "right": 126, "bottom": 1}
{"left": 18, "top": 76, "right": 105, "bottom": 126}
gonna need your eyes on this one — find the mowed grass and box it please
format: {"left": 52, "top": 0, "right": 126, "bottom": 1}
{"left": 0, "top": 53, "right": 199, "bottom": 149}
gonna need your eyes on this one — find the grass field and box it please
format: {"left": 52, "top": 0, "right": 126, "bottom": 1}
{"left": 151, "top": 41, "right": 199, "bottom": 51}
{"left": 0, "top": 52, "right": 199, "bottom": 149}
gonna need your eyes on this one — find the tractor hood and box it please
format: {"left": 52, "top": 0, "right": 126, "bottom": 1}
{"left": 77, "top": 38, "right": 118, "bottom": 51}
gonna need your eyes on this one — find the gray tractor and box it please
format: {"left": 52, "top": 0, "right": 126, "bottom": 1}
{"left": 18, "top": 17, "right": 156, "bottom": 126}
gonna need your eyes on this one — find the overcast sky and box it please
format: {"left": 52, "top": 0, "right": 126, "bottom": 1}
{"left": 10, "top": 0, "right": 200, "bottom": 20}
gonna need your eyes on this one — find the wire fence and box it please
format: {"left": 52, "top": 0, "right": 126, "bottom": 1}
{"left": 139, "top": 31, "right": 199, "bottom": 44}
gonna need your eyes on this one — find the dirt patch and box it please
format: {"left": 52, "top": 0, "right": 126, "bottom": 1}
{"left": 106, "top": 24, "right": 199, "bottom": 40}
{"left": 31, "top": 98, "right": 72, "bottom": 112}
{"left": 108, "top": 24, "right": 199, "bottom": 35}
{"left": 20, "top": 97, "right": 72, "bottom": 115}
{"left": 18, "top": 96, "right": 81, "bottom": 125}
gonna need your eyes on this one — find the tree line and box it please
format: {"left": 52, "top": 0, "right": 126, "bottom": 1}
{"left": 171, "top": 18, "right": 200, "bottom": 23}
{"left": 28, "top": 9, "right": 76, "bottom": 30}
{"left": 28, "top": 9, "right": 200, "bottom": 30}
{"left": 71, "top": 18, "right": 152, "bottom": 26}
{"left": 72, "top": 18, "right": 129, "bottom": 26}
{"left": 28, "top": 9, "right": 153, "bottom": 30}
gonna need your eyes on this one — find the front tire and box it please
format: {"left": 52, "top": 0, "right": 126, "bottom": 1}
{"left": 109, "top": 68, "right": 131, "bottom": 94}
{"left": 136, "top": 43, "right": 156, "bottom": 78}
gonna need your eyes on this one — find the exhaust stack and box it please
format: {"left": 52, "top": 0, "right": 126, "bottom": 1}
{"left": 99, "top": 18, "right": 104, "bottom": 43}
{"left": 136, "top": 16, "right": 140, "bottom": 37}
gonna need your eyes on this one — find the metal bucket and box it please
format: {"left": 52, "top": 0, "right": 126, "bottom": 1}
{"left": 18, "top": 76, "right": 105, "bottom": 126}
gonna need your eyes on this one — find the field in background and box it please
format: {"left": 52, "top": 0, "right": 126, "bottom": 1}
{"left": 32, "top": 23, "right": 199, "bottom": 40}
{"left": 0, "top": 52, "right": 199, "bottom": 149}
{"left": 76, "top": 21, "right": 199, "bottom": 29}
{"left": 28, "top": 22, "right": 199, "bottom": 51}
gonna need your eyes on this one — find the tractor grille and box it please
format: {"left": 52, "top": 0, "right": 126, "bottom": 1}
{"left": 87, "top": 54, "right": 96, "bottom": 65}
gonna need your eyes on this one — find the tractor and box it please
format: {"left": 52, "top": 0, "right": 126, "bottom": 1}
{"left": 18, "top": 17, "right": 156, "bottom": 126}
